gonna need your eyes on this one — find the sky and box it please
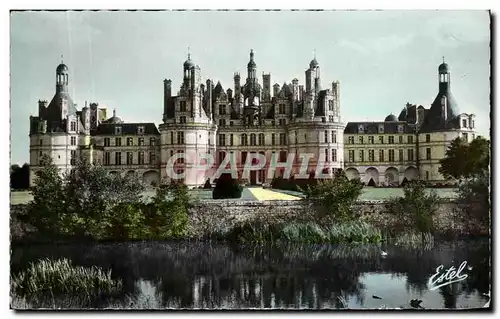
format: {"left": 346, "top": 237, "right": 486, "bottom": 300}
{"left": 10, "top": 10, "right": 491, "bottom": 165}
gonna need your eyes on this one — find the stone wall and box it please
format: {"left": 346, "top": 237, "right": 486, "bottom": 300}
{"left": 186, "top": 199, "right": 489, "bottom": 238}
{"left": 10, "top": 199, "right": 489, "bottom": 242}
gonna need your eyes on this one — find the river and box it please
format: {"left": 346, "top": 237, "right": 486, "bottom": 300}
{"left": 10, "top": 239, "right": 490, "bottom": 310}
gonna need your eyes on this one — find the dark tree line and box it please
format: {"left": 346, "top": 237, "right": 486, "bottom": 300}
{"left": 10, "top": 163, "right": 30, "bottom": 190}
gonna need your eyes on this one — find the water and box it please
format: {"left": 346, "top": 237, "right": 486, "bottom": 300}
{"left": 10, "top": 239, "right": 490, "bottom": 309}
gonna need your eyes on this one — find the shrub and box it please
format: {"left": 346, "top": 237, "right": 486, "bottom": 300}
{"left": 271, "top": 176, "right": 303, "bottom": 192}
{"left": 456, "top": 172, "right": 490, "bottom": 227}
{"left": 389, "top": 180, "right": 439, "bottom": 236}
{"left": 212, "top": 174, "right": 243, "bottom": 199}
{"left": 202, "top": 179, "right": 212, "bottom": 189}
{"left": 304, "top": 169, "right": 363, "bottom": 223}
{"left": 11, "top": 258, "right": 122, "bottom": 296}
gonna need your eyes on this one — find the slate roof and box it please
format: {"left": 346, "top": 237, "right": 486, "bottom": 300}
{"left": 91, "top": 123, "right": 160, "bottom": 136}
{"left": 344, "top": 121, "right": 417, "bottom": 134}
{"left": 419, "top": 90, "right": 460, "bottom": 133}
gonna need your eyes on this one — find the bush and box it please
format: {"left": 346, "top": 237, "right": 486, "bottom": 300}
{"left": 270, "top": 176, "right": 303, "bottom": 192}
{"left": 304, "top": 169, "right": 363, "bottom": 223}
{"left": 11, "top": 258, "right": 122, "bottom": 296}
{"left": 456, "top": 173, "right": 490, "bottom": 227}
{"left": 389, "top": 180, "right": 439, "bottom": 236}
{"left": 212, "top": 174, "right": 243, "bottom": 199}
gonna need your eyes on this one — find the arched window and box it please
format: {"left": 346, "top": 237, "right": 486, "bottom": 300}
{"left": 250, "top": 134, "right": 256, "bottom": 146}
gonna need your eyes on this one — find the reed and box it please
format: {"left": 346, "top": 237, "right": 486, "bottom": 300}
{"left": 11, "top": 258, "right": 122, "bottom": 297}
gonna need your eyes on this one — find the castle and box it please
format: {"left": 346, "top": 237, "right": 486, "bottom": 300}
{"left": 29, "top": 51, "right": 476, "bottom": 187}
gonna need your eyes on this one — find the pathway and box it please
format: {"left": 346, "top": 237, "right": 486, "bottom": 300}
{"left": 247, "top": 187, "right": 302, "bottom": 201}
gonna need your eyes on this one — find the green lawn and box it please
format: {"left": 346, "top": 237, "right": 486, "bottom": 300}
{"left": 10, "top": 187, "right": 457, "bottom": 206}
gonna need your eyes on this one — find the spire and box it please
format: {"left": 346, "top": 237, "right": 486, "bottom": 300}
{"left": 442, "top": 56, "right": 445, "bottom": 63}
{"left": 250, "top": 49, "right": 254, "bottom": 61}
{"left": 113, "top": 109, "right": 116, "bottom": 117}
{"left": 61, "top": 54, "right": 64, "bottom": 64}
{"left": 187, "top": 46, "right": 191, "bottom": 60}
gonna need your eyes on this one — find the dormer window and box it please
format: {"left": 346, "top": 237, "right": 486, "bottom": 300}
{"left": 462, "top": 119, "right": 467, "bottom": 128}
{"left": 358, "top": 124, "right": 364, "bottom": 134}
{"left": 70, "top": 121, "right": 76, "bottom": 131}
{"left": 378, "top": 124, "right": 384, "bottom": 134}
{"left": 138, "top": 126, "right": 145, "bottom": 135}
{"left": 115, "top": 126, "right": 122, "bottom": 135}
{"left": 398, "top": 125, "right": 404, "bottom": 133}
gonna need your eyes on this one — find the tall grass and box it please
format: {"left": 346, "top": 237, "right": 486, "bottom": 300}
{"left": 226, "top": 221, "right": 383, "bottom": 244}
{"left": 11, "top": 258, "right": 122, "bottom": 296}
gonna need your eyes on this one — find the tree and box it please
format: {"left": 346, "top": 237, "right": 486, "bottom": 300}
{"left": 305, "top": 169, "right": 363, "bottom": 223}
{"left": 439, "top": 136, "right": 490, "bottom": 180}
{"left": 10, "top": 163, "right": 30, "bottom": 190}
{"left": 26, "top": 155, "right": 66, "bottom": 237}
{"left": 439, "top": 137, "right": 469, "bottom": 180}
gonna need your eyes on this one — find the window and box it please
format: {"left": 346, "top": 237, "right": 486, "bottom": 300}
{"left": 271, "top": 133, "right": 276, "bottom": 146}
{"left": 378, "top": 125, "right": 384, "bottom": 133}
{"left": 399, "top": 135, "right": 403, "bottom": 144}
{"left": 368, "top": 150, "right": 374, "bottom": 162}
{"left": 279, "top": 119, "right": 286, "bottom": 126}
{"left": 462, "top": 133, "right": 468, "bottom": 141}
{"left": 241, "top": 134, "right": 248, "bottom": 146}
{"left": 170, "top": 150, "right": 174, "bottom": 157}
{"left": 359, "top": 150, "right": 364, "bottom": 162}
{"left": 271, "top": 120, "right": 276, "bottom": 126}
{"left": 170, "top": 132, "right": 174, "bottom": 144}
{"left": 150, "top": 137, "right": 156, "bottom": 146}
{"left": 322, "top": 117, "right": 326, "bottom": 123}
{"left": 70, "top": 136, "right": 76, "bottom": 146}
{"left": 348, "top": 136, "right": 354, "bottom": 144}
{"left": 258, "top": 133, "right": 265, "bottom": 146}
{"left": 426, "top": 134, "right": 430, "bottom": 143}
{"left": 208, "top": 132, "right": 212, "bottom": 146}
{"left": 399, "top": 149, "right": 404, "bottom": 162}
{"left": 70, "top": 150, "right": 76, "bottom": 165}
{"left": 39, "top": 151, "right": 42, "bottom": 157}
{"left": 358, "top": 124, "right": 364, "bottom": 133}
{"left": 279, "top": 151, "right": 287, "bottom": 162}
{"left": 359, "top": 136, "right": 364, "bottom": 144}
{"left": 398, "top": 125, "right": 404, "bottom": 133}
{"left": 426, "top": 171, "right": 430, "bottom": 180}
{"left": 379, "top": 150, "right": 384, "bottom": 162}
{"left": 250, "top": 134, "right": 256, "bottom": 146}
{"left": 219, "top": 104, "right": 226, "bottom": 115}
{"left": 70, "top": 121, "right": 76, "bottom": 131}
{"left": 217, "top": 151, "right": 226, "bottom": 165}
{"left": 368, "top": 136, "right": 374, "bottom": 144}
{"left": 242, "top": 151, "right": 248, "bottom": 164}
{"left": 230, "top": 121, "right": 234, "bottom": 126}
{"left": 115, "top": 152, "right": 122, "bottom": 165}
{"left": 332, "top": 149, "right": 337, "bottom": 162}
{"left": 180, "top": 116, "right": 187, "bottom": 124}
{"left": 218, "top": 134, "right": 226, "bottom": 146}
{"left": 180, "top": 101, "right": 187, "bottom": 112}
{"left": 408, "top": 149, "right": 414, "bottom": 161}
{"left": 279, "top": 133, "right": 287, "bottom": 146}
{"left": 230, "top": 134, "right": 234, "bottom": 146}
{"left": 115, "top": 126, "right": 122, "bottom": 135}
{"left": 325, "top": 149, "right": 329, "bottom": 162}
{"left": 389, "top": 136, "right": 394, "bottom": 144}
{"left": 138, "top": 138, "right": 144, "bottom": 146}
{"left": 279, "top": 103, "right": 286, "bottom": 114}
{"left": 127, "top": 137, "right": 133, "bottom": 146}
{"left": 115, "top": 137, "right": 122, "bottom": 147}
{"left": 104, "top": 152, "right": 111, "bottom": 165}
{"left": 177, "top": 150, "right": 184, "bottom": 164}
{"left": 324, "top": 131, "right": 328, "bottom": 143}
{"left": 379, "top": 136, "right": 384, "bottom": 144}
{"left": 407, "top": 135, "right": 413, "bottom": 144}
{"left": 138, "top": 151, "right": 144, "bottom": 165}
{"left": 348, "top": 150, "right": 355, "bottom": 162}
{"left": 177, "top": 132, "right": 184, "bottom": 144}
{"left": 39, "top": 139, "right": 43, "bottom": 146}
{"left": 328, "top": 100, "right": 334, "bottom": 111}
{"left": 149, "top": 152, "right": 156, "bottom": 165}
{"left": 462, "top": 119, "right": 467, "bottom": 128}
{"left": 329, "top": 115, "right": 334, "bottom": 122}
{"left": 388, "top": 149, "right": 395, "bottom": 162}
{"left": 138, "top": 126, "right": 145, "bottom": 134}
{"left": 219, "top": 119, "right": 226, "bottom": 127}
{"left": 332, "top": 131, "right": 337, "bottom": 143}
{"left": 426, "top": 148, "right": 431, "bottom": 160}
{"left": 127, "top": 152, "right": 133, "bottom": 165}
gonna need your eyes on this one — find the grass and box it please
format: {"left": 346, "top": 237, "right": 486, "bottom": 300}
{"left": 224, "top": 221, "right": 383, "bottom": 244}
{"left": 11, "top": 258, "right": 122, "bottom": 296}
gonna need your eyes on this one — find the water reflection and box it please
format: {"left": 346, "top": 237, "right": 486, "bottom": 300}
{"left": 10, "top": 240, "right": 490, "bottom": 309}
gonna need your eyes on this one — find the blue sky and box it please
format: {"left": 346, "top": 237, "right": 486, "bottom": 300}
{"left": 10, "top": 10, "right": 490, "bottom": 165}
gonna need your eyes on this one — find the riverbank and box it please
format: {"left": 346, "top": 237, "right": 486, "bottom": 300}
{"left": 10, "top": 198, "right": 488, "bottom": 244}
